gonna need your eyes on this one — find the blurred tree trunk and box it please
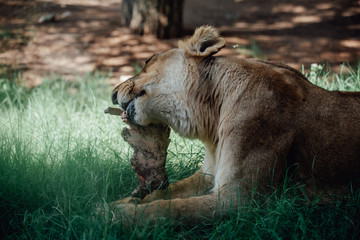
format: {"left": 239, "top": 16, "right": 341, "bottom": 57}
{"left": 121, "top": 0, "right": 184, "bottom": 39}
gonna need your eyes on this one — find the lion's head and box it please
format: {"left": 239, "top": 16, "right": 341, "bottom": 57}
{"left": 112, "top": 26, "right": 226, "bottom": 139}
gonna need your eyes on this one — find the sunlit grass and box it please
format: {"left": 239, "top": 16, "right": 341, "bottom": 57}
{"left": 0, "top": 71, "right": 203, "bottom": 238}
{"left": 304, "top": 62, "right": 360, "bottom": 91}
{"left": 0, "top": 64, "right": 360, "bottom": 239}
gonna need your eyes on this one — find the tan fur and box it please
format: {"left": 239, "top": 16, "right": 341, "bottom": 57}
{"left": 178, "top": 25, "right": 225, "bottom": 56}
{"left": 109, "top": 26, "right": 360, "bottom": 224}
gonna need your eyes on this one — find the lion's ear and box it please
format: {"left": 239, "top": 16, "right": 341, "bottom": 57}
{"left": 178, "top": 25, "right": 226, "bottom": 57}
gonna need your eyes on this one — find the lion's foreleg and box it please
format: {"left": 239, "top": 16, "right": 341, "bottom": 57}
{"left": 116, "top": 170, "right": 214, "bottom": 204}
{"left": 147, "top": 170, "right": 214, "bottom": 200}
{"left": 112, "top": 191, "right": 230, "bottom": 225}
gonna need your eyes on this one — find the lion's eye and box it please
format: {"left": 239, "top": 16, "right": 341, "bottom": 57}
{"left": 138, "top": 90, "right": 146, "bottom": 97}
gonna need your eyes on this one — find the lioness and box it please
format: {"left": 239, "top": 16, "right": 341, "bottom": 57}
{"left": 110, "top": 26, "right": 360, "bottom": 223}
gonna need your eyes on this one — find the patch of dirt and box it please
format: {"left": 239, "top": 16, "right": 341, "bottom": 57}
{"left": 0, "top": 0, "right": 359, "bottom": 87}
{"left": 184, "top": 0, "right": 360, "bottom": 72}
{"left": 0, "top": 0, "right": 176, "bottom": 86}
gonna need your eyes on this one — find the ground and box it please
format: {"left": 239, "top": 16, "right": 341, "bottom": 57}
{"left": 0, "top": 0, "right": 359, "bottom": 87}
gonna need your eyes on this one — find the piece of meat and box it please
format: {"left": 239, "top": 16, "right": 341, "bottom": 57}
{"left": 121, "top": 124, "right": 171, "bottom": 198}
{"left": 105, "top": 107, "right": 171, "bottom": 199}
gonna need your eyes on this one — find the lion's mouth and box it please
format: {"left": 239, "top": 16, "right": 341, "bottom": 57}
{"left": 104, "top": 106, "right": 129, "bottom": 125}
{"left": 115, "top": 98, "right": 136, "bottom": 125}
{"left": 107, "top": 95, "right": 137, "bottom": 125}
{"left": 121, "top": 111, "right": 128, "bottom": 123}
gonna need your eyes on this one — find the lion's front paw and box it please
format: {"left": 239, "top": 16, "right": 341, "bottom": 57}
{"left": 111, "top": 203, "right": 137, "bottom": 225}
{"left": 93, "top": 201, "right": 137, "bottom": 226}
{"left": 93, "top": 201, "right": 115, "bottom": 223}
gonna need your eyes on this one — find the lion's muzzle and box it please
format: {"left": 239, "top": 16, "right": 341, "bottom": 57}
{"left": 111, "top": 77, "right": 136, "bottom": 108}
{"left": 111, "top": 88, "right": 134, "bottom": 113}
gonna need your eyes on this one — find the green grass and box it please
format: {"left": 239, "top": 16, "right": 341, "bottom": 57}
{"left": 0, "top": 64, "right": 360, "bottom": 239}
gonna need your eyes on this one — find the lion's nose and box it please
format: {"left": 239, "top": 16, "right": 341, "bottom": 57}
{"left": 111, "top": 90, "right": 118, "bottom": 105}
